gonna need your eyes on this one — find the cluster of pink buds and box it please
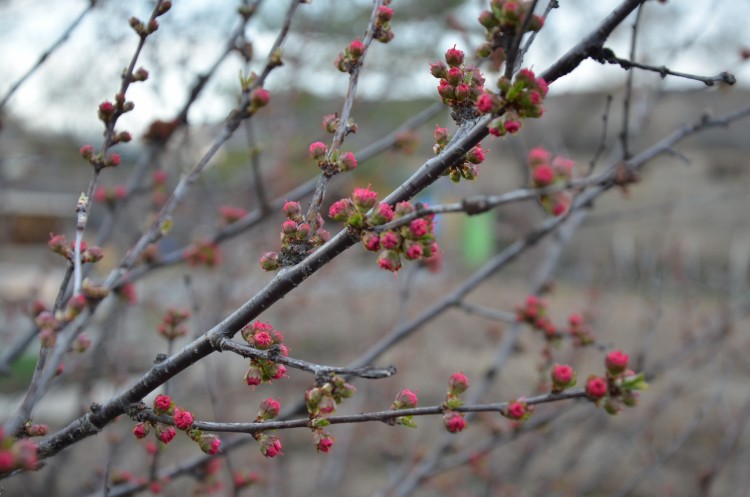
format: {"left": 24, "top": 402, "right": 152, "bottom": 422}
{"left": 93, "top": 185, "right": 126, "bottom": 206}
{"left": 480, "top": 68, "right": 548, "bottom": 136}
{"left": 373, "top": 3, "right": 395, "bottom": 43}
{"left": 306, "top": 375, "right": 357, "bottom": 418}
{"left": 133, "top": 395, "right": 220, "bottom": 455}
{"left": 335, "top": 38, "right": 366, "bottom": 73}
{"left": 443, "top": 372, "right": 470, "bottom": 433}
{"left": 585, "top": 350, "right": 648, "bottom": 415}
{"left": 308, "top": 141, "right": 358, "bottom": 176}
{"left": 239, "top": 321, "right": 288, "bottom": 387}
{"left": 129, "top": 1, "right": 170, "bottom": 38}
{"left": 504, "top": 399, "right": 533, "bottom": 422}
{"left": 48, "top": 234, "right": 104, "bottom": 264}
{"left": 430, "top": 45, "right": 486, "bottom": 122}
{"left": 527, "top": 147, "right": 574, "bottom": 216}
{"left": 0, "top": 429, "right": 39, "bottom": 474}
{"left": 433, "top": 126, "right": 487, "bottom": 182}
{"left": 329, "top": 187, "right": 439, "bottom": 272}
{"left": 550, "top": 364, "right": 577, "bottom": 393}
{"left": 391, "top": 389, "right": 419, "bottom": 427}
{"left": 476, "top": 0, "right": 545, "bottom": 69}
{"left": 184, "top": 240, "right": 222, "bottom": 267}
{"left": 218, "top": 205, "right": 248, "bottom": 225}
{"left": 259, "top": 201, "right": 331, "bottom": 271}
{"left": 515, "top": 294, "right": 556, "bottom": 339}
{"left": 157, "top": 308, "right": 191, "bottom": 340}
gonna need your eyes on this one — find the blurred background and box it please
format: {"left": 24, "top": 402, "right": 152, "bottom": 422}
{"left": 1, "top": 1, "right": 749, "bottom": 496}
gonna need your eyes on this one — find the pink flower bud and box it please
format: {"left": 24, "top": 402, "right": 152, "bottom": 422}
{"left": 80, "top": 144, "right": 95, "bottom": 159}
{"left": 445, "top": 45, "right": 464, "bottom": 67}
{"left": 429, "top": 60, "right": 448, "bottom": 79}
{"left": 404, "top": 243, "right": 424, "bottom": 260}
{"left": 466, "top": 144, "right": 486, "bottom": 164}
{"left": 338, "top": 151, "right": 357, "bottom": 171}
{"left": 532, "top": 164, "right": 554, "bottom": 186}
{"left": 0, "top": 451, "right": 14, "bottom": 473}
{"left": 253, "top": 331, "right": 272, "bottom": 349}
{"left": 448, "top": 372, "right": 470, "bottom": 395}
{"left": 408, "top": 218, "right": 429, "bottom": 238}
{"left": 378, "top": 250, "right": 402, "bottom": 272}
{"left": 437, "top": 81, "right": 455, "bottom": 100}
{"left": 605, "top": 350, "right": 629, "bottom": 375}
{"left": 281, "top": 202, "right": 302, "bottom": 219}
{"left": 361, "top": 232, "right": 381, "bottom": 251}
{"left": 370, "top": 203, "right": 394, "bottom": 225}
{"left": 454, "top": 83, "right": 471, "bottom": 101}
{"left": 315, "top": 431, "right": 335, "bottom": 453}
{"left": 476, "top": 93, "right": 497, "bottom": 114}
{"left": 351, "top": 187, "right": 378, "bottom": 210}
{"left": 154, "top": 394, "right": 172, "bottom": 414}
{"left": 281, "top": 220, "right": 298, "bottom": 236}
{"left": 250, "top": 87, "right": 270, "bottom": 108}
{"left": 380, "top": 231, "right": 401, "bottom": 250}
{"left": 443, "top": 412, "right": 466, "bottom": 433}
{"left": 133, "top": 423, "right": 150, "bottom": 439}
{"left": 329, "top": 199, "right": 352, "bottom": 222}
{"left": 259, "top": 252, "right": 280, "bottom": 271}
{"left": 504, "top": 119, "right": 522, "bottom": 134}
{"left": 308, "top": 142, "right": 328, "bottom": 161}
{"left": 377, "top": 6, "right": 393, "bottom": 22}
{"left": 586, "top": 376, "right": 608, "bottom": 399}
{"left": 478, "top": 10, "right": 497, "bottom": 29}
{"left": 107, "top": 153, "right": 121, "bottom": 167}
{"left": 393, "top": 389, "right": 419, "bottom": 409}
{"left": 528, "top": 147, "right": 550, "bottom": 166}
{"left": 259, "top": 434, "right": 282, "bottom": 458}
{"left": 433, "top": 126, "right": 450, "bottom": 145}
{"left": 550, "top": 364, "right": 576, "bottom": 392}
{"left": 173, "top": 408, "right": 194, "bottom": 430}
{"left": 157, "top": 426, "right": 176, "bottom": 444}
{"left": 506, "top": 401, "right": 528, "bottom": 420}
{"left": 199, "top": 434, "right": 222, "bottom": 455}
{"left": 348, "top": 38, "right": 365, "bottom": 58}
{"left": 446, "top": 67, "right": 464, "bottom": 86}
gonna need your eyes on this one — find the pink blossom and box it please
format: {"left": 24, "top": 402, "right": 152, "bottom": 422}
{"left": 329, "top": 199, "right": 350, "bottom": 221}
{"left": 250, "top": 87, "right": 270, "bottom": 108}
{"left": 380, "top": 231, "right": 401, "bottom": 250}
{"left": 466, "top": 144, "right": 485, "bottom": 164}
{"left": 405, "top": 244, "right": 423, "bottom": 260}
{"left": 446, "top": 67, "right": 464, "bottom": 85}
{"left": 338, "top": 151, "right": 357, "bottom": 171}
{"left": 316, "top": 433, "right": 335, "bottom": 453}
{"left": 154, "top": 394, "right": 172, "bottom": 413}
{"left": 605, "top": 350, "right": 630, "bottom": 375}
{"left": 448, "top": 372, "right": 470, "bottom": 394}
{"left": 454, "top": 83, "right": 471, "bottom": 101}
{"left": 133, "top": 423, "right": 149, "bottom": 439}
{"left": 528, "top": 147, "right": 550, "bottom": 165}
{"left": 352, "top": 187, "right": 378, "bottom": 210}
{"left": 308, "top": 142, "right": 327, "bottom": 161}
{"left": 80, "top": 144, "right": 95, "bottom": 159}
{"left": 476, "top": 93, "right": 496, "bottom": 114}
{"left": 173, "top": 408, "right": 194, "bottom": 430}
{"left": 271, "top": 364, "right": 287, "bottom": 380}
{"left": 409, "top": 218, "right": 429, "bottom": 238}
{"left": 361, "top": 232, "right": 380, "bottom": 251}
{"left": 348, "top": 37, "right": 364, "bottom": 57}
{"left": 371, "top": 203, "right": 394, "bottom": 224}
{"left": 506, "top": 401, "right": 527, "bottom": 420}
{"left": 586, "top": 376, "right": 608, "bottom": 399}
{"left": 433, "top": 126, "right": 450, "bottom": 144}
{"left": 282, "top": 201, "right": 301, "bottom": 218}
{"left": 504, "top": 119, "right": 522, "bottom": 134}
{"left": 532, "top": 165, "right": 554, "bottom": 186}
{"left": 394, "top": 389, "right": 419, "bottom": 409}
{"left": 444, "top": 412, "right": 466, "bottom": 433}
{"left": 258, "top": 398, "right": 281, "bottom": 420}
{"left": 158, "top": 426, "right": 176, "bottom": 444}
{"left": 445, "top": 45, "right": 464, "bottom": 67}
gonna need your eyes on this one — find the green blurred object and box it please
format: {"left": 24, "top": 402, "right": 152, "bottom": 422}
{"left": 462, "top": 212, "right": 494, "bottom": 266}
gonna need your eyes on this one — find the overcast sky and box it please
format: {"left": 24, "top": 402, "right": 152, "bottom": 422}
{"left": 0, "top": 0, "right": 748, "bottom": 136}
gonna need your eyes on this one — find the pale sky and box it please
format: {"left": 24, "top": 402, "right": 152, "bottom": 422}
{"left": 0, "top": 0, "right": 747, "bottom": 136}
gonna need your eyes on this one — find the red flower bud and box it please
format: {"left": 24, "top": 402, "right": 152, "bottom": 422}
{"left": 443, "top": 412, "right": 466, "bottom": 433}
{"left": 445, "top": 45, "right": 464, "bottom": 67}
{"left": 586, "top": 376, "right": 608, "bottom": 399}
